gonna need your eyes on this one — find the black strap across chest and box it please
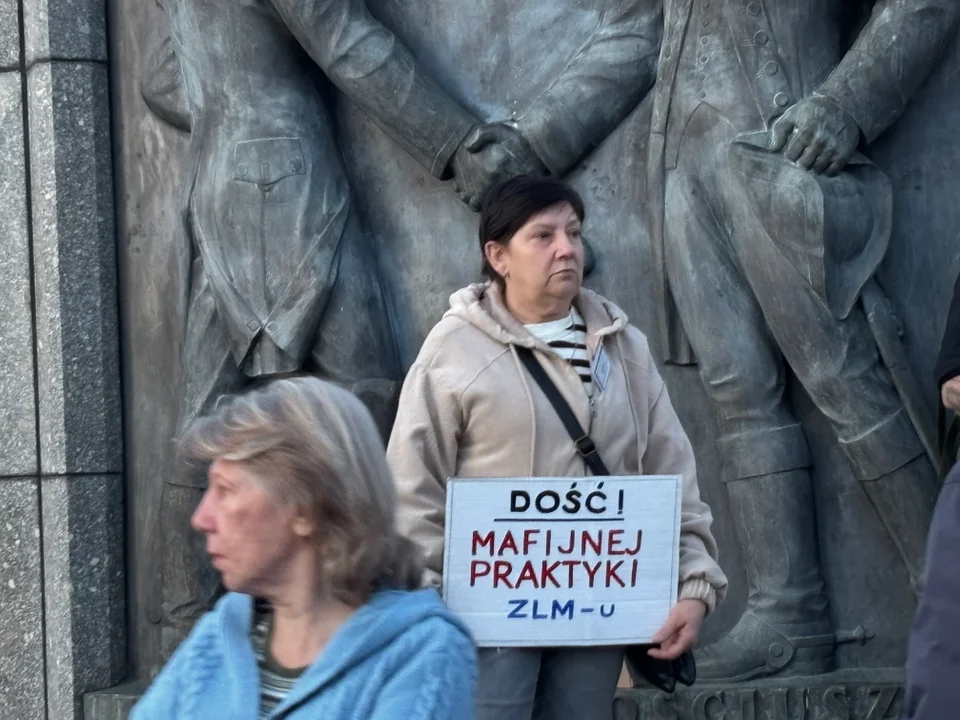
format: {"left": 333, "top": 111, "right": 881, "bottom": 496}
{"left": 515, "top": 345, "right": 611, "bottom": 477}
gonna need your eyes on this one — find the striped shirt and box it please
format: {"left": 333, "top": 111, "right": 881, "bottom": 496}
{"left": 251, "top": 602, "right": 304, "bottom": 718}
{"left": 524, "top": 307, "right": 593, "bottom": 396}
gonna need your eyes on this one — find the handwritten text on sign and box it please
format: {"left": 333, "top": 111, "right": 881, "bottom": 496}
{"left": 442, "top": 476, "right": 681, "bottom": 647}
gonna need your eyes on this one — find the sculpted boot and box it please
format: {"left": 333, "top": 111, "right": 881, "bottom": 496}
{"left": 856, "top": 455, "right": 937, "bottom": 596}
{"left": 696, "top": 469, "right": 836, "bottom": 681}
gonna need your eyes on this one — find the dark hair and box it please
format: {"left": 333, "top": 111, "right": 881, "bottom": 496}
{"left": 478, "top": 175, "right": 586, "bottom": 284}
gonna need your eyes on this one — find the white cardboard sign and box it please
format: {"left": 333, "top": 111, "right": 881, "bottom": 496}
{"left": 442, "top": 476, "right": 681, "bottom": 647}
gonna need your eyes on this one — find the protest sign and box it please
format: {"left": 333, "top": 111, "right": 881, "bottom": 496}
{"left": 442, "top": 476, "right": 681, "bottom": 647}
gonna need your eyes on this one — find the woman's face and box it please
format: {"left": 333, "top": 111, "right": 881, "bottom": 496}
{"left": 486, "top": 202, "right": 584, "bottom": 309}
{"left": 191, "top": 458, "right": 310, "bottom": 594}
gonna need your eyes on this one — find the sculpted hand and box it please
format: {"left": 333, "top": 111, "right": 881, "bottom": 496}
{"left": 648, "top": 599, "right": 707, "bottom": 660}
{"left": 943, "top": 377, "right": 960, "bottom": 412}
{"left": 770, "top": 94, "right": 861, "bottom": 177}
{"left": 450, "top": 122, "right": 547, "bottom": 210}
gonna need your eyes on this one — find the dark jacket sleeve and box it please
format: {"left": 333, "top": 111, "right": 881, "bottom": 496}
{"left": 902, "top": 465, "right": 960, "bottom": 719}
{"left": 817, "top": 0, "right": 960, "bottom": 143}
{"left": 935, "top": 272, "right": 960, "bottom": 390}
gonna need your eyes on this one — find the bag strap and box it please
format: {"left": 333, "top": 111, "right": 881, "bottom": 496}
{"left": 515, "top": 346, "right": 611, "bottom": 477}
{"left": 517, "top": 348, "right": 698, "bottom": 687}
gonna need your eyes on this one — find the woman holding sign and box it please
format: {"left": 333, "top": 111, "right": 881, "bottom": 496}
{"left": 388, "top": 175, "right": 728, "bottom": 720}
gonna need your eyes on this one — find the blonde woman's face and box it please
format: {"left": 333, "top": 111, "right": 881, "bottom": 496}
{"left": 191, "top": 458, "right": 303, "bottom": 594}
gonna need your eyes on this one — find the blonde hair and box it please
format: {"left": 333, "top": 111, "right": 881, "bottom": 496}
{"left": 180, "top": 376, "right": 423, "bottom": 605}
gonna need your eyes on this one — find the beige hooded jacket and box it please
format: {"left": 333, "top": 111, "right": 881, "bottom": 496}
{"left": 387, "top": 283, "right": 728, "bottom": 613}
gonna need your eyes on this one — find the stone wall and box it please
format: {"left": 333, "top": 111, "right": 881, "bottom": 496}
{"left": 0, "top": 0, "right": 125, "bottom": 717}
{"left": 102, "top": 0, "right": 960, "bottom": 716}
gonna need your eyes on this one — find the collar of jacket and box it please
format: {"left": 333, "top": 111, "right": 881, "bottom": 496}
{"left": 446, "top": 281, "right": 628, "bottom": 355}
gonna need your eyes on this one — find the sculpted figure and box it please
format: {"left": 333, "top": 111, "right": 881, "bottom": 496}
{"left": 441, "top": 0, "right": 664, "bottom": 275}
{"left": 451, "top": 0, "right": 960, "bottom": 683}
{"left": 643, "top": 0, "right": 959, "bottom": 680}
{"left": 140, "top": 0, "right": 542, "bottom": 658}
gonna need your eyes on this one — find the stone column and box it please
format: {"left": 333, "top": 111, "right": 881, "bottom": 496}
{"left": 0, "top": 0, "right": 125, "bottom": 718}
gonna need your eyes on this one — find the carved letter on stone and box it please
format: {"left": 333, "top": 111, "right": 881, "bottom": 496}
{"left": 865, "top": 687, "right": 899, "bottom": 720}
{"left": 738, "top": 689, "right": 758, "bottom": 720}
{"left": 693, "top": 691, "right": 727, "bottom": 720}
{"left": 772, "top": 688, "right": 806, "bottom": 720}
{"left": 823, "top": 686, "right": 850, "bottom": 720}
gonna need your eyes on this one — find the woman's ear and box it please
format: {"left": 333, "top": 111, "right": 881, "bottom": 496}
{"left": 485, "top": 241, "right": 508, "bottom": 279}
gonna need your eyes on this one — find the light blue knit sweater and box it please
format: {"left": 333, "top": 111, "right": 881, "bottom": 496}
{"left": 131, "top": 588, "right": 477, "bottom": 720}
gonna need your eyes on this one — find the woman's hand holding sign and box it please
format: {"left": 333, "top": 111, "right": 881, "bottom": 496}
{"left": 647, "top": 599, "right": 707, "bottom": 660}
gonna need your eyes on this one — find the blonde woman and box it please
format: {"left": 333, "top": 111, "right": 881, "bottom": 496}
{"left": 132, "top": 377, "right": 477, "bottom": 720}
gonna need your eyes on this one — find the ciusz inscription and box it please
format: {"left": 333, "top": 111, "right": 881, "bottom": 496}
{"left": 617, "top": 683, "right": 903, "bottom": 719}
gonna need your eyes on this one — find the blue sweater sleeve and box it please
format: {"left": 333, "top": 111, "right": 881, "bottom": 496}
{"left": 368, "top": 621, "right": 477, "bottom": 720}
{"left": 129, "top": 650, "right": 185, "bottom": 719}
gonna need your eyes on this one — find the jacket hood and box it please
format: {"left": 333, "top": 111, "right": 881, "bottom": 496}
{"left": 445, "top": 282, "right": 628, "bottom": 349}
{"left": 215, "top": 588, "right": 472, "bottom": 711}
